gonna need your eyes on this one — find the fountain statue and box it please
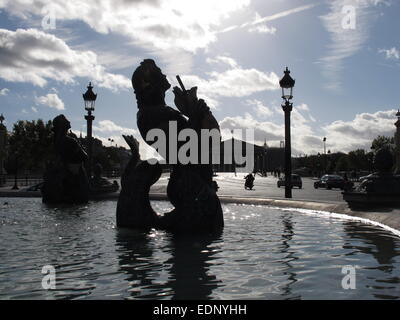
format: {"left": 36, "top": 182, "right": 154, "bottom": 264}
{"left": 117, "top": 59, "right": 223, "bottom": 234}
{"left": 89, "top": 163, "right": 119, "bottom": 196}
{"left": 343, "top": 147, "right": 400, "bottom": 208}
{"left": 42, "top": 114, "right": 90, "bottom": 204}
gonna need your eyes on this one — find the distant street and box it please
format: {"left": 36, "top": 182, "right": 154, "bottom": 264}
{"left": 0, "top": 172, "right": 354, "bottom": 205}
{"left": 150, "top": 172, "right": 352, "bottom": 204}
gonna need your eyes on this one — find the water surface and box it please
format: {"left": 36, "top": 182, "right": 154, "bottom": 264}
{"left": 1, "top": 198, "right": 399, "bottom": 299}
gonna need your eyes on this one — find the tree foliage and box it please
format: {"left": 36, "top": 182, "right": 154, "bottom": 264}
{"left": 371, "top": 135, "right": 395, "bottom": 152}
{"left": 6, "top": 119, "right": 54, "bottom": 173}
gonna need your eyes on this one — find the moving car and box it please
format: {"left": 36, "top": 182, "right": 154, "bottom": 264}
{"left": 277, "top": 174, "right": 302, "bottom": 189}
{"left": 314, "top": 175, "right": 353, "bottom": 190}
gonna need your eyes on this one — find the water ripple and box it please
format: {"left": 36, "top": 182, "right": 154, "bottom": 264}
{"left": 1, "top": 198, "right": 400, "bottom": 299}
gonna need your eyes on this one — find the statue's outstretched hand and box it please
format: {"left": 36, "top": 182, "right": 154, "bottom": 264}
{"left": 122, "top": 135, "right": 140, "bottom": 160}
{"left": 173, "top": 86, "right": 198, "bottom": 118}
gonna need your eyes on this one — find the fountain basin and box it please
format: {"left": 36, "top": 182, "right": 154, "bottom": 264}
{"left": 1, "top": 198, "right": 400, "bottom": 299}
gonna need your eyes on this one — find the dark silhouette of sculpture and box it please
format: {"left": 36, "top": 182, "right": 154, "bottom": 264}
{"left": 42, "top": 114, "right": 89, "bottom": 204}
{"left": 89, "top": 163, "right": 119, "bottom": 195}
{"left": 343, "top": 147, "right": 400, "bottom": 207}
{"left": 117, "top": 59, "right": 223, "bottom": 234}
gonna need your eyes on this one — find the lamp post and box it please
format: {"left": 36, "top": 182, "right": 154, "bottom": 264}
{"left": 83, "top": 82, "right": 97, "bottom": 178}
{"left": 0, "top": 113, "right": 6, "bottom": 186}
{"left": 231, "top": 129, "right": 236, "bottom": 176}
{"left": 279, "top": 67, "right": 295, "bottom": 198}
{"left": 323, "top": 137, "right": 327, "bottom": 174}
{"left": 395, "top": 109, "right": 400, "bottom": 174}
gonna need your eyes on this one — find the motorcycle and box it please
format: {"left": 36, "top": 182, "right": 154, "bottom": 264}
{"left": 244, "top": 174, "right": 254, "bottom": 190}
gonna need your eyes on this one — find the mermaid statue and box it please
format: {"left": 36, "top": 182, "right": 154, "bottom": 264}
{"left": 116, "top": 59, "right": 223, "bottom": 234}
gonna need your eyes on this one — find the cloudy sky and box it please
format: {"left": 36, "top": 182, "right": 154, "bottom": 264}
{"left": 0, "top": 0, "right": 399, "bottom": 158}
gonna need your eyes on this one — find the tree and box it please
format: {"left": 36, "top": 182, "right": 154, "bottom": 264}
{"left": 371, "top": 135, "right": 395, "bottom": 152}
{"left": 6, "top": 119, "right": 54, "bottom": 173}
{"left": 347, "top": 149, "right": 373, "bottom": 172}
{"left": 335, "top": 155, "right": 349, "bottom": 172}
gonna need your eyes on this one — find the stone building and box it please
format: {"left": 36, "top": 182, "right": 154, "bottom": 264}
{"left": 212, "top": 138, "right": 284, "bottom": 174}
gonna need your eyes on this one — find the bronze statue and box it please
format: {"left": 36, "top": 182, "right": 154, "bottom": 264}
{"left": 117, "top": 59, "right": 223, "bottom": 234}
{"left": 42, "top": 114, "right": 89, "bottom": 204}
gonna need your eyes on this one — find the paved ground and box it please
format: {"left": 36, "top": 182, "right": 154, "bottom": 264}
{"left": 0, "top": 172, "right": 351, "bottom": 204}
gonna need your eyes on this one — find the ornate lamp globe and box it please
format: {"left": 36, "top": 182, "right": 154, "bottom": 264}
{"left": 83, "top": 82, "right": 97, "bottom": 112}
{"left": 279, "top": 67, "right": 295, "bottom": 101}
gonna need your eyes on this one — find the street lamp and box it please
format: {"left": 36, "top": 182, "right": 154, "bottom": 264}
{"left": 0, "top": 113, "right": 6, "bottom": 186}
{"left": 395, "top": 109, "right": 400, "bottom": 174}
{"left": 323, "top": 137, "right": 327, "bottom": 174}
{"left": 279, "top": 67, "right": 295, "bottom": 198}
{"left": 83, "top": 82, "right": 97, "bottom": 178}
{"left": 231, "top": 129, "right": 236, "bottom": 176}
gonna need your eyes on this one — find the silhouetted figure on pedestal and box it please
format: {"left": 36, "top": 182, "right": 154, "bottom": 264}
{"left": 42, "top": 114, "right": 89, "bottom": 204}
{"left": 117, "top": 59, "right": 223, "bottom": 234}
{"left": 89, "top": 163, "right": 119, "bottom": 195}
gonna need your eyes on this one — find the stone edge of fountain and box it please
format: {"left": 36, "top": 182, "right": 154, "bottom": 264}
{"left": 1, "top": 190, "right": 400, "bottom": 234}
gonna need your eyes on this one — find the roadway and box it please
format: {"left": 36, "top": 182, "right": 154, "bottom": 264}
{"left": 150, "top": 172, "right": 351, "bottom": 204}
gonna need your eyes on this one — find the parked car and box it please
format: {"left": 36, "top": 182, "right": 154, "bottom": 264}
{"left": 277, "top": 174, "right": 302, "bottom": 189}
{"left": 20, "top": 182, "right": 43, "bottom": 192}
{"left": 358, "top": 173, "right": 377, "bottom": 182}
{"left": 314, "top": 175, "right": 353, "bottom": 190}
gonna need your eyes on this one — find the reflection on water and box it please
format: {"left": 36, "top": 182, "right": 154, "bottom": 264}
{"left": 0, "top": 198, "right": 400, "bottom": 299}
{"left": 342, "top": 222, "right": 400, "bottom": 299}
{"left": 115, "top": 229, "right": 223, "bottom": 300}
{"left": 279, "top": 212, "right": 299, "bottom": 299}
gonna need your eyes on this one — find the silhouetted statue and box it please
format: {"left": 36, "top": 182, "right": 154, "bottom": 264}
{"left": 42, "top": 114, "right": 89, "bottom": 204}
{"left": 89, "top": 163, "right": 119, "bottom": 195}
{"left": 343, "top": 147, "right": 400, "bottom": 207}
{"left": 117, "top": 59, "right": 223, "bottom": 234}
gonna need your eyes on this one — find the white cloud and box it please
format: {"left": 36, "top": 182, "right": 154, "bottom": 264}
{"left": 0, "top": 0, "right": 250, "bottom": 53}
{"left": 219, "top": 4, "right": 317, "bottom": 34}
{"left": 31, "top": 106, "right": 38, "bottom": 113}
{"left": 206, "top": 56, "right": 238, "bottom": 68}
{"left": 93, "top": 120, "right": 138, "bottom": 136}
{"left": 319, "top": 0, "right": 387, "bottom": 90}
{"left": 246, "top": 99, "right": 273, "bottom": 118}
{"left": 218, "top": 106, "right": 397, "bottom": 154}
{"left": 248, "top": 24, "right": 277, "bottom": 35}
{"left": 180, "top": 56, "right": 279, "bottom": 106}
{"left": 322, "top": 109, "right": 398, "bottom": 152}
{"left": 92, "top": 119, "right": 164, "bottom": 160}
{"left": 0, "top": 28, "right": 130, "bottom": 91}
{"left": 35, "top": 93, "right": 65, "bottom": 110}
{"left": 0, "top": 88, "right": 9, "bottom": 96}
{"left": 379, "top": 47, "right": 400, "bottom": 60}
